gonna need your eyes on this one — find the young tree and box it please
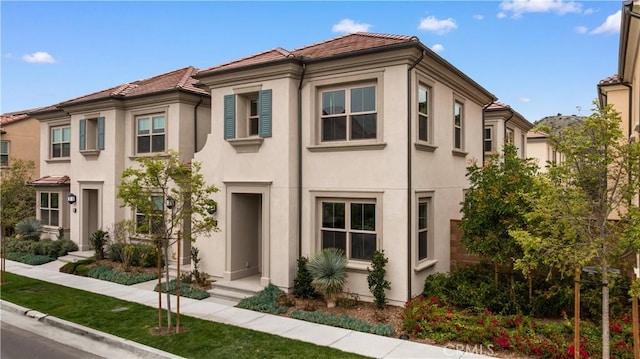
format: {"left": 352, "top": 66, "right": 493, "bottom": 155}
{"left": 117, "top": 151, "right": 218, "bottom": 330}
{"left": 1, "top": 159, "right": 36, "bottom": 237}
{"left": 512, "top": 102, "right": 640, "bottom": 358}
{"left": 460, "top": 144, "right": 540, "bottom": 283}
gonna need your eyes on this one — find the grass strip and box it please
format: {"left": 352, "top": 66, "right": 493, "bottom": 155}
{"left": 0, "top": 272, "right": 366, "bottom": 359}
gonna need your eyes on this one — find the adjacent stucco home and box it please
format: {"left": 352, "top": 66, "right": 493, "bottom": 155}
{"left": 526, "top": 130, "right": 564, "bottom": 173}
{"left": 29, "top": 66, "right": 211, "bottom": 245}
{"left": 193, "top": 32, "right": 497, "bottom": 304}
{"left": 483, "top": 102, "right": 533, "bottom": 160}
{"left": 0, "top": 109, "right": 41, "bottom": 178}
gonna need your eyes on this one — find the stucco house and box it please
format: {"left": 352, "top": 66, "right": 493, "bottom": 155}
{"left": 192, "top": 32, "right": 497, "bottom": 304}
{"left": 483, "top": 102, "right": 533, "bottom": 160}
{"left": 29, "top": 66, "right": 211, "bottom": 245}
{"left": 0, "top": 109, "right": 41, "bottom": 177}
{"left": 526, "top": 130, "right": 564, "bottom": 173}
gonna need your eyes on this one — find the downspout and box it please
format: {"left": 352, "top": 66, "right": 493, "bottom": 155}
{"left": 407, "top": 50, "right": 425, "bottom": 300}
{"left": 194, "top": 95, "right": 204, "bottom": 152}
{"left": 297, "top": 60, "right": 307, "bottom": 258}
{"left": 503, "top": 111, "right": 514, "bottom": 146}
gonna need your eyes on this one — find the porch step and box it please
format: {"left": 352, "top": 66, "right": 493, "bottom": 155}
{"left": 208, "top": 276, "right": 265, "bottom": 303}
{"left": 57, "top": 250, "right": 94, "bottom": 263}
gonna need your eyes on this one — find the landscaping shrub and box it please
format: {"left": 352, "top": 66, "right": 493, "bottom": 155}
{"left": 237, "top": 284, "right": 288, "bottom": 314}
{"left": 6, "top": 252, "right": 54, "bottom": 265}
{"left": 154, "top": 279, "right": 210, "bottom": 300}
{"left": 107, "top": 242, "right": 161, "bottom": 268}
{"left": 293, "top": 256, "right": 318, "bottom": 299}
{"left": 89, "top": 229, "right": 109, "bottom": 259}
{"left": 59, "top": 258, "right": 96, "bottom": 274}
{"left": 4, "top": 237, "right": 77, "bottom": 259}
{"left": 180, "top": 247, "right": 209, "bottom": 286}
{"left": 15, "top": 218, "right": 42, "bottom": 241}
{"left": 367, "top": 250, "right": 391, "bottom": 309}
{"left": 307, "top": 248, "right": 347, "bottom": 306}
{"left": 86, "top": 265, "right": 157, "bottom": 285}
{"left": 290, "top": 310, "right": 394, "bottom": 337}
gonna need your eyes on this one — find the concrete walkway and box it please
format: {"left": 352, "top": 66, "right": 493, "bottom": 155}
{"left": 2, "top": 260, "right": 495, "bottom": 359}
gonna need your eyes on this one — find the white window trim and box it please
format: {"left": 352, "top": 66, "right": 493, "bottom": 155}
{"left": 310, "top": 190, "right": 383, "bottom": 268}
{"left": 39, "top": 191, "right": 62, "bottom": 228}
{"left": 308, "top": 71, "right": 386, "bottom": 152}
{"left": 414, "top": 191, "right": 437, "bottom": 272}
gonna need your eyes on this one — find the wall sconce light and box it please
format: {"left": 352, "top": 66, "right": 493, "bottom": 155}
{"left": 67, "top": 193, "right": 77, "bottom": 205}
{"left": 166, "top": 196, "right": 175, "bottom": 210}
{"left": 207, "top": 201, "right": 217, "bottom": 215}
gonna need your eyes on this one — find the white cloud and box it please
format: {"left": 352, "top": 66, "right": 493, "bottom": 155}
{"left": 583, "top": 8, "right": 595, "bottom": 15}
{"left": 431, "top": 44, "right": 445, "bottom": 53}
{"left": 497, "top": 12, "right": 507, "bottom": 19}
{"left": 418, "top": 16, "right": 457, "bottom": 34}
{"left": 473, "top": 14, "right": 484, "bottom": 20}
{"left": 520, "top": 97, "right": 531, "bottom": 103}
{"left": 574, "top": 25, "right": 588, "bottom": 34}
{"left": 332, "top": 19, "right": 371, "bottom": 34}
{"left": 22, "top": 51, "right": 55, "bottom": 64}
{"left": 499, "top": 0, "right": 583, "bottom": 18}
{"left": 590, "top": 10, "right": 621, "bottom": 34}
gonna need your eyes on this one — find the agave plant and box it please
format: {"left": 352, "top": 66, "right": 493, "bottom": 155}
{"left": 15, "top": 218, "right": 43, "bottom": 241}
{"left": 307, "top": 248, "right": 347, "bottom": 307}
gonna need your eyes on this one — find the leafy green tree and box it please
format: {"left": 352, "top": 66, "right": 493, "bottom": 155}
{"left": 512, "top": 102, "right": 640, "bottom": 358}
{"left": 1, "top": 159, "right": 36, "bottom": 236}
{"left": 460, "top": 144, "right": 540, "bottom": 281}
{"left": 117, "top": 151, "right": 218, "bottom": 329}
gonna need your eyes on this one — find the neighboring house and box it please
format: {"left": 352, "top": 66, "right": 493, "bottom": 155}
{"left": 483, "top": 102, "right": 533, "bottom": 160}
{"left": 193, "top": 32, "right": 496, "bottom": 304}
{"left": 526, "top": 130, "right": 564, "bottom": 173}
{"left": 598, "top": 0, "right": 639, "bottom": 207}
{"left": 0, "top": 109, "right": 41, "bottom": 178}
{"left": 29, "top": 66, "right": 211, "bottom": 245}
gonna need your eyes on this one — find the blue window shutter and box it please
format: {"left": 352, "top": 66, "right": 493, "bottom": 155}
{"left": 79, "top": 119, "right": 86, "bottom": 151}
{"left": 223, "top": 94, "right": 236, "bottom": 140}
{"left": 258, "top": 89, "right": 272, "bottom": 138}
{"left": 97, "top": 117, "right": 105, "bottom": 150}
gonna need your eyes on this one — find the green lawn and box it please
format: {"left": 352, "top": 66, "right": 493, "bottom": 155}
{"left": 0, "top": 272, "right": 366, "bottom": 359}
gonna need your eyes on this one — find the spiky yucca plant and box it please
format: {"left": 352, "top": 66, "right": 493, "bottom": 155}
{"left": 15, "top": 218, "right": 43, "bottom": 241}
{"left": 307, "top": 248, "right": 347, "bottom": 306}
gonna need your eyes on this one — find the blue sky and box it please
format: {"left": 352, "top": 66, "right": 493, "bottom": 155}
{"left": 1, "top": 1, "right": 623, "bottom": 122}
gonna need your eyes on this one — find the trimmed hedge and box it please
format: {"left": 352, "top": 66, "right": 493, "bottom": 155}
{"left": 5, "top": 237, "right": 78, "bottom": 258}
{"left": 237, "top": 284, "right": 288, "bottom": 314}
{"left": 86, "top": 265, "right": 158, "bottom": 285}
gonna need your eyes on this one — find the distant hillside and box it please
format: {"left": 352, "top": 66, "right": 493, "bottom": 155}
{"left": 533, "top": 114, "right": 586, "bottom": 134}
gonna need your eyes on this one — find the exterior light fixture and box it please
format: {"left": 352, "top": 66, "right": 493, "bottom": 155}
{"left": 166, "top": 196, "right": 175, "bottom": 210}
{"left": 207, "top": 201, "right": 217, "bottom": 215}
{"left": 67, "top": 193, "right": 77, "bottom": 205}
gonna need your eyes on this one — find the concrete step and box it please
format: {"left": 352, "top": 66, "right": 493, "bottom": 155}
{"left": 208, "top": 277, "right": 264, "bottom": 303}
{"left": 207, "top": 287, "right": 249, "bottom": 304}
{"left": 57, "top": 250, "right": 94, "bottom": 263}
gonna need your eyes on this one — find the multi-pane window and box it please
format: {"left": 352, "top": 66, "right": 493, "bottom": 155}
{"left": 0, "top": 141, "right": 8, "bottom": 166}
{"left": 418, "top": 85, "right": 430, "bottom": 142}
{"left": 321, "top": 200, "right": 377, "bottom": 260}
{"left": 135, "top": 195, "right": 164, "bottom": 234}
{"left": 484, "top": 127, "right": 493, "bottom": 153}
{"left": 40, "top": 192, "right": 59, "bottom": 226}
{"left": 321, "top": 85, "right": 376, "bottom": 142}
{"left": 249, "top": 98, "right": 259, "bottom": 136}
{"left": 453, "top": 102, "right": 463, "bottom": 150}
{"left": 417, "top": 200, "right": 429, "bottom": 260}
{"left": 506, "top": 128, "right": 514, "bottom": 144}
{"left": 51, "top": 126, "right": 71, "bottom": 158}
{"left": 137, "top": 115, "right": 165, "bottom": 154}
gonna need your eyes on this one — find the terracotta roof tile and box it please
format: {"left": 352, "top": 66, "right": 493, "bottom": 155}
{"left": 527, "top": 131, "right": 549, "bottom": 138}
{"left": 199, "top": 48, "right": 293, "bottom": 74}
{"left": 485, "top": 101, "right": 511, "bottom": 111}
{"left": 0, "top": 106, "right": 47, "bottom": 125}
{"left": 599, "top": 74, "right": 620, "bottom": 85}
{"left": 59, "top": 66, "right": 208, "bottom": 106}
{"left": 30, "top": 175, "right": 71, "bottom": 186}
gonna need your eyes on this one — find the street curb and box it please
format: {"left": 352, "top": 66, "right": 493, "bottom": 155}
{"left": 1, "top": 300, "right": 184, "bottom": 359}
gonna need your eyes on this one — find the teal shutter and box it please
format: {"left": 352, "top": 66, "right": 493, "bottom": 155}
{"left": 258, "top": 89, "right": 272, "bottom": 138}
{"left": 97, "top": 117, "right": 105, "bottom": 150}
{"left": 223, "top": 94, "right": 236, "bottom": 140}
{"left": 79, "top": 119, "right": 86, "bottom": 151}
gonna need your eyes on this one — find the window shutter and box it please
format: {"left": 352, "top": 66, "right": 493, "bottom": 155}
{"left": 223, "top": 94, "right": 236, "bottom": 140}
{"left": 97, "top": 117, "right": 105, "bottom": 150}
{"left": 258, "top": 89, "right": 272, "bottom": 138}
{"left": 79, "top": 119, "right": 86, "bottom": 151}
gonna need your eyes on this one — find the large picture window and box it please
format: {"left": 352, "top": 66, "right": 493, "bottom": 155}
{"left": 320, "top": 199, "right": 377, "bottom": 260}
{"left": 136, "top": 115, "right": 165, "bottom": 154}
{"left": 51, "top": 126, "right": 71, "bottom": 158}
{"left": 40, "top": 192, "right": 60, "bottom": 226}
{"left": 321, "top": 85, "right": 376, "bottom": 142}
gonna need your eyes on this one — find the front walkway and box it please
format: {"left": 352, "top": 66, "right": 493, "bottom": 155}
{"left": 3, "top": 259, "right": 494, "bottom": 359}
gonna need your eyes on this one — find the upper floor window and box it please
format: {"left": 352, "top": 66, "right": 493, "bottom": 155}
{"left": 51, "top": 126, "right": 71, "bottom": 158}
{"left": 484, "top": 126, "right": 494, "bottom": 153}
{"left": 80, "top": 117, "right": 105, "bottom": 151}
{"left": 40, "top": 192, "right": 59, "bottom": 226}
{"left": 320, "top": 199, "right": 377, "bottom": 261}
{"left": 418, "top": 85, "right": 430, "bottom": 142}
{"left": 136, "top": 115, "right": 165, "bottom": 154}
{"left": 135, "top": 195, "right": 164, "bottom": 235}
{"left": 0, "top": 140, "right": 9, "bottom": 167}
{"left": 520, "top": 134, "right": 525, "bottom": 157}
{"left": 506, "top": 127, "right": 514, "bottom": 144}
{"left": 321, "top": 85, "right": 376, "bottom": 142}
{"left": 453, "top": 101, "right": 464, "bottom": 150}
{"left": 224, "top": 89, "right": 272, "bottom": 140}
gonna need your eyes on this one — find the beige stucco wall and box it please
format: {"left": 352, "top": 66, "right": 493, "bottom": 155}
{"left": 0, "top": 117, "right": 40, "bottom": 178}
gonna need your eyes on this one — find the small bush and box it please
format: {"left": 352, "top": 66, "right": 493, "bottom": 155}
{"left": 367, "top": 250, "right": 391, "bottom": 309}
{"left": 6, "top": 252, "right": 54, "bottom": 265}
{"left": 237, "top": 284, "right": 288, "bottom": 314}
{"left": 56, "top": 239, "right": 79, "bottom": 257}
{"left": 15, "top": 218, "right": 43, "bottom": 241}
{"left": 293, "top": 256, "right": 319, "bottom": 299}
{"left": 4, "top": 237, "right": 78, "bottom": 258}
{"left": 290, "top": 310, "right": 394, "bottom": 336}
{"left": 107, "top": 242, "right": 161, "bottom": 268}
{"left": 307, "top": 248, "right": 347, "bottom": 303}
{"left": 154, "top": 279, "right": 210, "bottom": 300}
{"left": 59, "top": 258, "right": 96, "bottom": 274}
{"left": 90, "top": 229, "right": 109, "bottom": 260}
{"left": 86, "top": 265, "right": 157, "bottom": 285}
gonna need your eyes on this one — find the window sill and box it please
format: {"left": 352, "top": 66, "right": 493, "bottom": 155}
{"left": 128, "top": 153, "right": 169, "bottom": 160}
{"left": 307, "top": 142, "right": 387, "bottom": 152}
{"left": 346, "top": 260, "right": 372, "bottom": 273}
{"left": 414, "top": 259, "right": 438, "bottom": 273}
{"left": 451, "top": 149, "right": 468, "bottom": 158}
{"left": 414, "top": 142, "right": 437, "bottom": 152}
{"left": 228, "top": 137, "right": 264, "bottom": 153}
{"left": 45, "top": 158, "right": 71, "bottom": 164}
{"left": 80, "top": 149, "right": 101, "bottom": 158}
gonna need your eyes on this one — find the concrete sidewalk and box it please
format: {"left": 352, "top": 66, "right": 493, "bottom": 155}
{"left": 2, "top": 260, "right": 494, "bottom": 359}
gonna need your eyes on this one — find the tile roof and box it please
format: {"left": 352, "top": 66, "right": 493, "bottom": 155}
{"left": 198, "top": 33, "right": 418, "bottom": 75}
{"left": 527, "top": 130, "right": 549, "bottom": 139}
{"left": 599, "top": 74, "right": 620, "bottom": 85}
{"left": 485, "top": 101, "right": 511, "bottom": 111}
{"left": 58, "top": 66, "right": 208, "bottom": 106}
{"left": 0, "top": 107, "right": 45, "bottom": 125}
{"left": 30, "top": 175, "right": 71, "bottom": 186}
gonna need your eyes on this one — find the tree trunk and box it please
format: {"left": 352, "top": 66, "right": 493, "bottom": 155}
{"left": 164, "top": 240, "right": 172, "bottom": 329}
{"left": 574, "top": 267, "right": 581, "bottom": 359}
{"left": 602, "top": 265, "right": 610, "bottom": 359}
